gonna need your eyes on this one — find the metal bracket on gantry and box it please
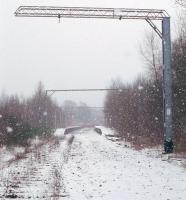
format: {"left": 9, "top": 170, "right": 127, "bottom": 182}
{"left": 15, "top": 6, "right": 173, "bottom": 153}
{"left": 146, "top": 18, "right": 162, "bottom": 39}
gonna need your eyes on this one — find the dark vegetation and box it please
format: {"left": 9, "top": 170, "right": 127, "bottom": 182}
{"left": 104, "top": 12, "right": 186, "bottom": 152}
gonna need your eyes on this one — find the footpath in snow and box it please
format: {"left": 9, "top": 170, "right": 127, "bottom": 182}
{"left": 0, "top": 127, "right": 186, "bottom": 199}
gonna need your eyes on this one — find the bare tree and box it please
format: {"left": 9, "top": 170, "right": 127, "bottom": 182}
{"left": 139, "top": 31, "right": 162, "bottom": 85}
{"left": 176, "top": 0, "right": 186, "bottom": 7}
{"left": 0, "top": 82, "right": 61, "bottom": 146}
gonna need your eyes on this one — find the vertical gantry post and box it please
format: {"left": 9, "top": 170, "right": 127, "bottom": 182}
{"left": 162, "top": 17, "right": 173, "bottom": 153}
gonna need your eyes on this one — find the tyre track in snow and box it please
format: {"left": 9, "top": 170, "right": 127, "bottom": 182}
{"left": 0, "top": 134, "right": 74, "bottom": 199}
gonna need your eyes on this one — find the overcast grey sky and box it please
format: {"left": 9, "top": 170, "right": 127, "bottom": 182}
{"left": 0, "top": 0, "right": 181, "bottom": 107}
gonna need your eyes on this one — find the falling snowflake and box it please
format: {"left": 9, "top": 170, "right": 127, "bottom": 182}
{"left": 43, "top": 111, "right": 47, "bottom": 116}
{"left": 138, "top": 85, "right": 143, "bottom": 90}
{"left": 6, "top": 127, "right": 13, "bottom": 133}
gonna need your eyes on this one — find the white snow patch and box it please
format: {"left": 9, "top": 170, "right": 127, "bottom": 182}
{"left": 14, "top": 146, "right": 25, "bottom": 154}
{"left": 95, "top": 126, "right": 117, "bottom": 136}
{"left": 54, "top": 128, "right": 66, "bottom": 137}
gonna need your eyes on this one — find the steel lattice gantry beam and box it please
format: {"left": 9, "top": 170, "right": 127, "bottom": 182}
{"left": 15, "top": 6, "right": 169, "bottom": 20}
{"left": 15, "top": 6, "right": 173, "bottom": 153}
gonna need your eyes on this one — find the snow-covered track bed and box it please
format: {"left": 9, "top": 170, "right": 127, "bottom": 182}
{"left": 0, "top": 133, "right": 74, "bottom": 199}
{"left": 63, "top": 129, "right": 186, "bottom": 200}
{"left": 0, "top": 128, "right": 186, "bottom": 200}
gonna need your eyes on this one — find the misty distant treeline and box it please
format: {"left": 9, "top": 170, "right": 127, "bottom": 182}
{"left": 104, "top": 12, "right": 186, "bottom": 151}
{"left": 62, "top": 100, "right": 104, "bottom": 127}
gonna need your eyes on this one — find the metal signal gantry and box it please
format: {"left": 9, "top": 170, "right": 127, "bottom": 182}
{"left": 14, "top": 6, "right": 168, "bottom": 38}
{"left": 15, "top": 6, "right": 173, "bottom": 153}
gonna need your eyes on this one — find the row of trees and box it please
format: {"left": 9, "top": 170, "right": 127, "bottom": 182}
{"left": 104, "top": 77, "right": 163, "bottom": 146}
{"left": 104, "top": 10, "right": 186, "bottom": 151}
{"left": 0, "top": 82, "right": 59, "bottom": 146}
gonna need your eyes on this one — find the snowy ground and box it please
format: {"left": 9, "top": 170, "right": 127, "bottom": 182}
{"left": 0, "top": 128, "right": 186, "bottom": 199}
